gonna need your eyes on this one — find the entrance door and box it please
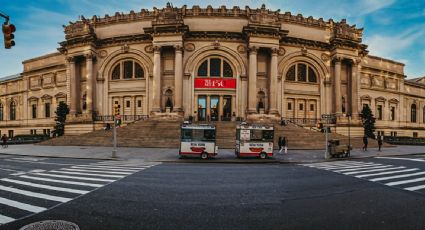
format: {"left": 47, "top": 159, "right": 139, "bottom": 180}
{"left": 210, "top": 96, "right": 219, "bottom": 121}
{"left": 198, "top": 96, "right": 206, "bottom": 121}
{"left": 222, "top": 96, "right": 232, "bottom": 121}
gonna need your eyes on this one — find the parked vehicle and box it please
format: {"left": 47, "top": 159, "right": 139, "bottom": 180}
{"left": 179, "top": 123, "right": 218, "bottom": 159}
{"left": 235, "top": 123, "right": 274, "bottom": 159}
{"left": 8, "top": 135, "right": 49, "bottom": 145}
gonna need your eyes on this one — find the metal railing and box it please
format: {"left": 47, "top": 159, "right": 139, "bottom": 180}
{"left": 94, "top": 115, "right": 149, "bottom": 122}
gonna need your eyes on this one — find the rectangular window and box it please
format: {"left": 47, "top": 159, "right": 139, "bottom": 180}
{"left": 138, "top": 100, "right": 142, "bottom": 107}
{"left": 413, "top": 132, "right": 418, "bottom": 138}
{"left": 377, "top": 105, "right": 382, "bottom": 120}
{"left": 299, "top": 103, "right": 304, "bottom": 111}
{"left": 45, "top": 103, "right": 51, "bottom": 118}
{"left": 287, "top": 103, "right": 292, "bottom": 110}
{"left": 8, "top": 130, "right": 13, "bottom": 138}
{"left": 390, "top": 106, "right": 395, "bottom": 121}
{"left": 126, "top": 101, "right": 130, "bottom": 108}
{"left": 310, "top": 104, "right": 314, "bottom": 111}
{"left": 391, "top": 131, "right": 397, "bottom": 137}
{"left": 32, "top": 104, "right": 37, "bottom": 119}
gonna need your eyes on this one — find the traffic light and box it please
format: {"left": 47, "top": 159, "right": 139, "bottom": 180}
{"left": 2, "top": 23, "right": 16, "bottom": 49}
{"left": 113, "top": 104, "right": 120, "bottom": 116}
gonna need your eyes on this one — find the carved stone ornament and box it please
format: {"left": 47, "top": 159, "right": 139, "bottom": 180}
{"left": 99, "top": 50, "right": 108, "bottom": 58}
{"left": 184, "top": 43, "right": 195, "bottom": 52}
{"left": 144, "top": 45, "right": 154, "bottom": 53}
{"left": 121, "top": 44, "right": 130, "bottom": 53}
{"left": 212, "top": 40, "right": 220, "bottom": 49}
{"left": 301, "top": 47, "right": 308, "bottom": 56}
{"left": 278, "top": 47, "right": 286, "bottom": 56}
{"left": 321, "top": 53, "right": 330, "bottom": 61}
{"left": 237, "top": 45, "right": 247, "bottom": 54}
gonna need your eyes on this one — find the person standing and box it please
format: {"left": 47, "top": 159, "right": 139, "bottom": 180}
{"left": 282, "top": 137, "right": 287, "bottom": 154}
{"left": 377, "top": 135, "right": 383, "bottom": 151}
{"left": 278, "top": 136, "right": 283, "bottom": 153}
{"left": 1, "top": 134, "right": 7, "bottom": 148}
{"left": 362, "top": 135, "right": 368, "bottom": 151}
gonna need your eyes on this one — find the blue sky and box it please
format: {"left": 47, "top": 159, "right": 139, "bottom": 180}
{"left": 1, "top": 0, "right": 424, "bottom": 78}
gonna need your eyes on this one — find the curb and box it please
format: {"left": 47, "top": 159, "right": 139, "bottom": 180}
{"left": 0, "top": 152, "right": 121, "bottom": 161}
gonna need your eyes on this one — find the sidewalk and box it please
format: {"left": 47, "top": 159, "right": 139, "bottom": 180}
{"left": 0, "top": 144, "right": 424, "bottom": 163}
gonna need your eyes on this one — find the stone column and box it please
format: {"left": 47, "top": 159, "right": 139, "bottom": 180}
{"left": 334, "top": 57, "right": 342, "bottom": 114}
{"left": 85, "top": 53, "right": 94, "bottom": 114}
{"left": 351, "top": 59, "right": 359, "bottom": 118}
{"left": 174, "top": 45, "right": 183, "bottom": 112}
{"left": 152, "top": 46, "right": 162, "bottom": 112}
{"left": 248, "top": 46, "right": 258, "bottom": 114}
{"left": 68, "top": 57, "right": 77, "bottom": 115}
{"left": 269, "top": 48, "right": 278, "bottom": 115}
{"left": 206, "top": 95, "right": 211, "bottom": 121}
{"left": 218, "top": 95, "right": 223, "bottom": 120}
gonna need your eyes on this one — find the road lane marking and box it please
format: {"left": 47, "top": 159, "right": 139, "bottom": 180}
{"left": 71, "top": 166, "right": 138, "bottom": 172}
{"left": 75, "top": 165, "right": 147, "bottom": 170}
{"left": 369, "top": 171, "right": 425, "bottom": 182}
{"left": 0, "top": 197, "right": 46, "bottom": 213}
{"left": 375, "top": 157, "right": 425, "bottom": 162}
{"left": 21, "top": 175, "right": 104, "bottom": 187}
{"left": 333, "top": 165, "right": 390, "bottom": 172}
{"left": 1, "top": 178, "right": 89, "bottom": 194}
{"left": 0, "top": 214, "right": 15, "bottom": 224}
{"left": 49, "top": 170, "right": 124, "bottom": 178}
{"left": 317, "top": 163, "right": 379, "bottom": 170}
{"left": 405, "top": 184, "right": 425, "bottom": 191}
{"left": 32, "top": 173, "right": 114, "bottom": 182}
{"left": 343, "top": 166, "right": 406, "bottom": 175}
{"left": 5, "top": 159, "right": 75, "bottom": 166}
{"left": 0, "top": 185, "right": 71, "bottom": 202}
{"left": 60, "top": 168, "right": 131, "bottom": 175}
{"left": 385, "top": 176, "right": 425, "bottom": 186}
{"left": 355, "top": 168, "right": 419, "bottom": 178}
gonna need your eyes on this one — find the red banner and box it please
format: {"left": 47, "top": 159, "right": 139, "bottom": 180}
{"left": 194, "top": 78, "right": 236, "bottom": 89}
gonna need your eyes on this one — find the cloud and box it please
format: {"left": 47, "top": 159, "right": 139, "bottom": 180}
{"left": 357, "top": 0, "right": 396, "bottom": 15}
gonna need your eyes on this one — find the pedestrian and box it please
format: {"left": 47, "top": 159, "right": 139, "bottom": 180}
{"left": 278, "top": 136, "right": 283, "bottom": 153}
{"left": 362, "top": 135, "right": 368, "bottom": 151}
{"left": 377, "top": 135, "right": 383, "bottom": 151}
{"left": 1, "top": 134, "right": 7, "bottom": 148}
{"left": 282, "top": 137, "right": 287, "bottom": 154}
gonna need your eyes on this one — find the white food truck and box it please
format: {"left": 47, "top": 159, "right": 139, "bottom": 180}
{"left": 235, "top": 123, "right": 274, "bottom": 159}
{"left": 179, "top": 123, "right": 218, "bottom": 159}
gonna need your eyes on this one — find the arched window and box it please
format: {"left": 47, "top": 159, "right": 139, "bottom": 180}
{"left": 111, "top": 60, "right": 144, "bottom": 80}
{"left": 196, "top": 57, "right": 234, "bottom": 78}
{"left": 423, "top": 106, "right": 425, "bottom": 123}
{"left": 411, "top": 104, "right": 417, "bottom": 123}
{"left": 9, "top": 101, "right": 16, "bottom": 121}
{"left": 285, "top": 63, "right": 318, "bottom": 83}
{"left": 0, "top": 103, "right": 3, "bottom": 121}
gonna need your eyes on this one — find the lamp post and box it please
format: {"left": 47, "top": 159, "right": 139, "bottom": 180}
{"left": 348, "top": 114, "right": 351, "bottom": 155}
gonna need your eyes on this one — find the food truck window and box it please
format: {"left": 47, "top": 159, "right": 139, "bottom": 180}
{"left": 250, "top": 129, "right": 263, "bottom": 141}
{"left": 263, "top": 130, "right": 274, "bottom": 141}
{"left": 181, "top": 129, "right": 192, "bottom": 140}
{"left": 203, "top": 129, "right": 216, "bottom": 141}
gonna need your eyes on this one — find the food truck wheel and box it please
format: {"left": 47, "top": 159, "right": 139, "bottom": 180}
{"left": 201, "top": 152, "right": 209, "bottom": 160}
{"left": 259, "top": 152, "right": 267, "bottom": 159}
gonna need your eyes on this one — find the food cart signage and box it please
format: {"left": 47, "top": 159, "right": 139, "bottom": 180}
{"left": 240, "top": 130, "right": 250, "bottom": 141}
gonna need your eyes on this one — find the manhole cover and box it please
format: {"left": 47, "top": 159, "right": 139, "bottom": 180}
{"left": 19, "top": 220, "right": 80, "bottom": 230}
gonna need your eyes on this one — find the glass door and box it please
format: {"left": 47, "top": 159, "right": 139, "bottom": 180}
{"left": 210, "top": 96, "right": 219, "bottom": 121}
{"left": 222, "top": 96, "right": 232, "bottom": 121}
{"left": 197, "top": 96, "right": 206, "bottom": 121}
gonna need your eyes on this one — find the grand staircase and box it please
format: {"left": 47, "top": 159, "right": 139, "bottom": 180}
{"left": 41, "top": 120, "right": 383, "bottom": 149}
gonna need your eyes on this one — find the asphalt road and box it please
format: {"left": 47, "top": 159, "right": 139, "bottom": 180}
{"left": 0, "top": 154, "right": 425, "bottom": 230}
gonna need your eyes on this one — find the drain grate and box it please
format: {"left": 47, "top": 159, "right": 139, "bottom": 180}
{"left": 19, "top": 220, "right": 80, "bottom": 230}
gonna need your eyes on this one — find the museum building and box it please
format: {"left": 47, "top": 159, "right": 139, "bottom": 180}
{"left": 1, "top": 4, "right": 425, "bottom": 137}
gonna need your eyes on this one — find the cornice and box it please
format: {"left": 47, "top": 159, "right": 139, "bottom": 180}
{"left": 280, "top": 36, "right": 330, "bottom": 50}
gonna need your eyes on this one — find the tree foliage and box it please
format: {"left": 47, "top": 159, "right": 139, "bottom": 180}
{"left": 360, "top": 105, "right": 376, "bottom": 139}
{"left": 53, "top": 102, "right": 69, "bottom": 137}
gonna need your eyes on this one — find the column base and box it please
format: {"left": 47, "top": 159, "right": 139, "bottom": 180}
{"left": 247, "top": 108, "right": 257, "bottom": 114}
{"left": 268, "top": 109, "right": 279, "bottom": 115}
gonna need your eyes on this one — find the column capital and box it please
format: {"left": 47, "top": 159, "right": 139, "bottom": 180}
{"left": 174, "top": 44, "right": 184, "bottom": 52}
{"left": 66, "top": 56, "right": 75, "bottom": 63}
{"left": 248, "top": 46, "right": 258, "bottom": 54}
{"left": 271, "top": 47, "right": 279, "bottom": 56}
{"left": 332, "top": 55, "right": 343, "bottom": 63}
{"left": 350, "top": 58, "right": 361, "bottom": 66}
{"left": 153, "top": 45, "right": 162, "bottom": 53}
{"left": 84, "top": 52, "right": 95, "bottom": 60}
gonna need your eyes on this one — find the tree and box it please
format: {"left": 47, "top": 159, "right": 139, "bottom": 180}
{"left": 53, "top": 102, "right": 69, "bottom": 137}
{"left": 360, "top": 105, "right": 376, "bottom": 139}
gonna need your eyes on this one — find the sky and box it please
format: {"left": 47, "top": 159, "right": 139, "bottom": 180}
{"left": 0, "top": 0, "right": 424, "bottom": 79}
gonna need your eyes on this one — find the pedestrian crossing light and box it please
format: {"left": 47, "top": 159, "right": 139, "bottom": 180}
{"left": 2, "top": 23, "right": 16, "bottom": 49}
{"left": 113, "top": 104, "right": 120, "bottom": 116}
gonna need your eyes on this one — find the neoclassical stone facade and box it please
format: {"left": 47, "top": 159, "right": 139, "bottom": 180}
{"left": 1, "top": 4, "right": 425, "bottom": 137}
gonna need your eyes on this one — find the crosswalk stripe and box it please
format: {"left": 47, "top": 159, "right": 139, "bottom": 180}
{"left": 1, "top": 178, "right": 89, "bottom": 194}
{"left": 334, "top": 165, "right": 392, "bottom": 173}
{"left": 60, "top": 168, "right": 131, "bottom": 175}
{"left": 76, "top": 165, "right": 146, "bottom": 170}
{"left": 0, "top": 197, "right": 46, "bottom": 213}
{"left": 385, "top": 176, "right": 425, "bottom": 186}
{"left": 343, "top": 166, "right": 405, "bottom": 175}
{"left": 355, "top": 168, "right": 419, "bottom": 178}
{"left": 405, "top": 184, "right": 425, "bottom": 191}
{"left": 21, "top": 175, "right": 104, "bottom": 187}
{"left": 0, "top": 185, "right": 71, "bottom": 203}
{"left": 317, "top": 163, "right": 380, "bottom": 170}
{"left": 0, "top": 214, "right": 15, "bottom": 224}
{"left": 370, "top": 171, "right": 425, "bottom": 182}
{"left": 50, "top": 170, "right": 124, "bottom": 178}
{"left": 33, "top": 173, "right": 114, "bottom": 182}
{"left": 303, "top": 162, "right": 365, "bottom": 167}
{"left": 72, "top": 166, "right": 139, "bottom": 172}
